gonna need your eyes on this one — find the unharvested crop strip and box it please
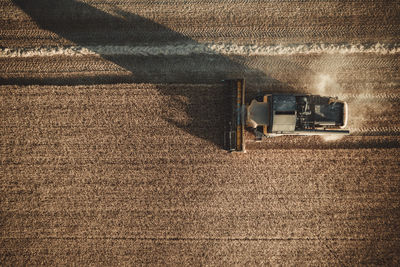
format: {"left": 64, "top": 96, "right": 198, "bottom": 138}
{"left": 1, "top": 43, "right": 399, "bottom": 57}
{"left": 339, "top": 93, "right": 400, "bottom": 101}
{"left": 350, "top": 126, "right": 400, "bottom": 135}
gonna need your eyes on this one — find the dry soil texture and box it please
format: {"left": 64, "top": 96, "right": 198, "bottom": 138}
{"left": 1, "top": 0, "right": 400, "bottom": 265}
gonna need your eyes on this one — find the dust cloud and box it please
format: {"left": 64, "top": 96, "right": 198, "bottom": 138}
{"left": 313, "top": 73, "right": 342, "bottom": 96}
{"left": 309, "top": 56, "right": 390, "bottom": 137}
{"left": 320, "top": 134, "right": 345, "bottom": 142}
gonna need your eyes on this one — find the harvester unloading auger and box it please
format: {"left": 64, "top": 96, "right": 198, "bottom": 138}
{"left": 224, "top": 79, "right": 349, "bottom": 152}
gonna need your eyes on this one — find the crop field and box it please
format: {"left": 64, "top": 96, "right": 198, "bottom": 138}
{"left": 1, "top": 0, "right": 400, "bottom": 265}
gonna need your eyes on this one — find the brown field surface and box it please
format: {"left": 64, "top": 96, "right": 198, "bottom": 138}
{"left": 1, "top": 0, "right": 400, "bottom": 265}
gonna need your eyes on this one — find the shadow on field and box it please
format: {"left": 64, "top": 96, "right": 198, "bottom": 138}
{"left": 11, "top": 0, "right": 299, "bottom": 149}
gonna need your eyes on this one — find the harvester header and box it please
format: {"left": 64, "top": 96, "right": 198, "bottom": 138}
{"left": 224, "top": 79, "right": 246, "bottom": 152}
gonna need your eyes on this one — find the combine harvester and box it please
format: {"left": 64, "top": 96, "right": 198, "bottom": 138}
{"left": 224, "top": 79, "right": 349, "bottom": 152}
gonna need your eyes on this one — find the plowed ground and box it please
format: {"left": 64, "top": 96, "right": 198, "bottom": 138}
{"left": 1, "top": 0, "right": 400, "bottom": 265}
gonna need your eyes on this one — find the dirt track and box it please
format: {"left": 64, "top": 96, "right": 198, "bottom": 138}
{"left": 1, "top": 0, "right": 400, "bottom": 265}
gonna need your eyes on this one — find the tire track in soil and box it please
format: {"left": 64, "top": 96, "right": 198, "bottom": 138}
{"left": 2, "top": 0, "right": 400, "bottom": 45}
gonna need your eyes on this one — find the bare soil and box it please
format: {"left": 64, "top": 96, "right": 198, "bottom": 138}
{"left": 1, "top": 0, "right": 399, "bottom": 265}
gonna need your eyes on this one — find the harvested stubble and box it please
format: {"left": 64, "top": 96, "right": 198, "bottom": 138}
{"left": 1, "top": 84, "right": 400, "bottom": 265}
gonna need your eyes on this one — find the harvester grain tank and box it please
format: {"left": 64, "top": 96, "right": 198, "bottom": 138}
{"left": 224, "top": 79, "right": 349, "bottom": 152}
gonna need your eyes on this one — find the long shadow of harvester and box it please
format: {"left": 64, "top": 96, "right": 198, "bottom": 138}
{"left": 11, "top": 0, "right": 296, "bottom": 149}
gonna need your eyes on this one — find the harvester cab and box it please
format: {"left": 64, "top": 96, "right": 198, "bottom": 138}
{"left": 224, "top": 79, "right": 350, "bottom": 152}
